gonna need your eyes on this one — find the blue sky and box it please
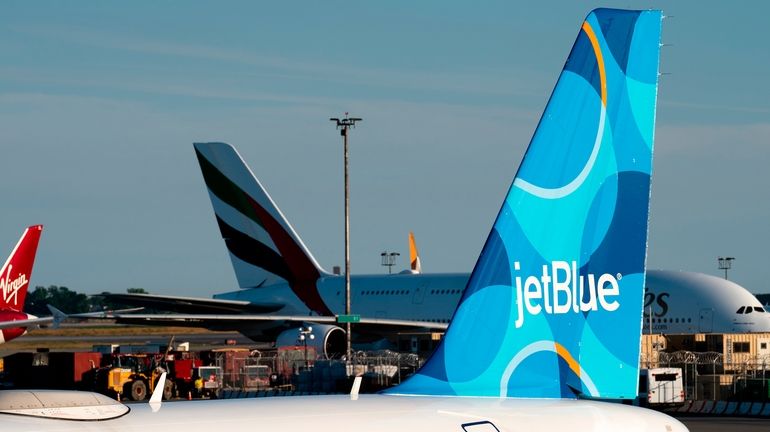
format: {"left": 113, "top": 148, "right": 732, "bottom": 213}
{"left": 1, "top": 1, "right": 769, "bottom": 297}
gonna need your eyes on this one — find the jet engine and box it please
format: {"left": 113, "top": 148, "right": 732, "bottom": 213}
{"left": 275, "top": 324, "right": 345, "bottom": 359}
{"left": 0, "top": 310, "right": 33, "bottom": 343}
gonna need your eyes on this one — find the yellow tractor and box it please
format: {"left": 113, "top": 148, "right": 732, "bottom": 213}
{"left": 98, "top": 354, "right": 173, "bottom": 401}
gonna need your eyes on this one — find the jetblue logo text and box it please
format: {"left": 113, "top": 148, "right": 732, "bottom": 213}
{"left": 513, "top": 261, "right": 620, "bottom": 328}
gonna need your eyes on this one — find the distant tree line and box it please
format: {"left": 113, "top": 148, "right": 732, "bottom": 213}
{"left": 23, "top": 286, "right": 148, "bottom": 316}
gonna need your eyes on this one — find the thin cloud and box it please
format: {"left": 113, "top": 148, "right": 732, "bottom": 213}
{"left": 8, "top": 24, "right": 539, "bottom": 98}
{"left": 656, "top": 122, "right": 770, "bottom": 153}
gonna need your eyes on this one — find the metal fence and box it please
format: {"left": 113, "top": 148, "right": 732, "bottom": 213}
{"left": 641, "top": 350, "right": 770, "bottom": 401}
{"left": 208, "top": 349, "right": 424, "bottom": 395}
{"left": 206, "top": 347, "right": 769, "bottom": 401}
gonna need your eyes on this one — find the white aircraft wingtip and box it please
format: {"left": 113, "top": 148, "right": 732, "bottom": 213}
{"left": 149, "top": 372, "right": 167, "bottom": 408}
{"left": 350, "top": 376, "right": 362, "bottom": 400}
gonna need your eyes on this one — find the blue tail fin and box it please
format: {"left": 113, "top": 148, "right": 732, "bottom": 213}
{"left": 388, "top": 8, "right": 662, "bottom": 399}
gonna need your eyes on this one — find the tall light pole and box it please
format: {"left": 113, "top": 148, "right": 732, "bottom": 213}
{"left": 381, "top": 251, "right": 400, "bottom": 274}
{"left": 718, "top": 256, "right": 735, "bottom": 280}
{"left": 330, "top": 113, "right": 362, "bottom": 364}
{"left": 297, "top": 326, "right": 314, "bottom": 368}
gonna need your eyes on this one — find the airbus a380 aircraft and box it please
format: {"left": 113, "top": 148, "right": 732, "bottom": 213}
{"left": 644, "top": 270, "right": 770, "bottom": 334}
{"left": 102, "top": 143, "right": 468, "bottom": 354}
{"left": 0, "top": 9, "right": 686, "bottom": 431}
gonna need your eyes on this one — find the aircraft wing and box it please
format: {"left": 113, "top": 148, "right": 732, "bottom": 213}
{"left": 94, "top": 293, "right": 284, "bottom": 314}
{"left": 0, "top": 316, "right": 56, "bottom": 330}
{"left": 92, "top": 312, "right": 449, "bottom": 332}
{"left": 0, "top": 307, "right": 145, "bottom": 330}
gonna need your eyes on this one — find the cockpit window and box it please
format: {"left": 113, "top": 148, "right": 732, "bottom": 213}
{"left": 755, "top": 307, "right": 765, "bottom": 313}
{"left": 737, "top": 306, "right": 745, "bottom": 314}
{"left": 746, "top": 307, "right": 753, "bottom": 314}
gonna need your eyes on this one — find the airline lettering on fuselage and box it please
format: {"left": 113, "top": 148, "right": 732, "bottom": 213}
{"left": 513, "top": 261, "right": 621, "bottom": 329}
{"left": 1, "top": 265, "right": 28, "bottom": 308}
{"left": 643, "top": 291, "right": 669, "bottom": 318}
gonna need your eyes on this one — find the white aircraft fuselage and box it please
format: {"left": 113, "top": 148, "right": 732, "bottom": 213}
{"left": 0, "top": 393, "right": 686, "bottom": 432}
{"left": 644, "top": 270, "right": 770, "bottom": 334}
{"left": 215, "top": 272, "right": 467, "bottom": 324}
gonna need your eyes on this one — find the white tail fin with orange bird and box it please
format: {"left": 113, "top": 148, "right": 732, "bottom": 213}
{"left": 408, "top": 231, "right": 421, "bottom": 274}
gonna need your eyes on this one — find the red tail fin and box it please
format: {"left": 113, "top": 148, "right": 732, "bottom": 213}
{"left": 0, "top": 225, "right": 43, "bottom": 311}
